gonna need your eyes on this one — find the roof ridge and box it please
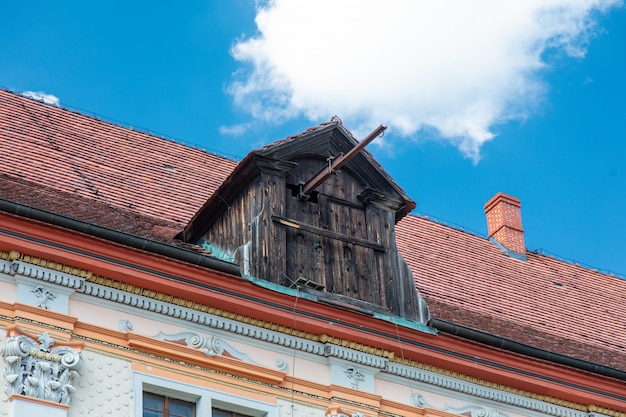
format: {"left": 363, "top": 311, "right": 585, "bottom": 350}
{"left": 408, "top": 211, "right": 487, "bottom": 239}
{"left": 406, "top": 211, "right": 626, "bottom": 280}
{"left": 1, "top": 88, "right": 242, "bottom": 162}
{"left": 529, "top": 247, "right": 626, "bottom": 281}
{"left": 253, "top": 119, "right": 340, "bottom": 153}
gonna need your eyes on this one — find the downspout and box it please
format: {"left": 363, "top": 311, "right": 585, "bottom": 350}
{"left": 0, "top": 199, "right": 241, "bottom": 277}
{"left": 431, "top": 318, "right": 626, "bottom": 381}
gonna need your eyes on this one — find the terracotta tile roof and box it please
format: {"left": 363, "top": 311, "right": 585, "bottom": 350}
{"left": 395, "top": 215, "right": 626, "bottom": 369}
{"left": 0, "top": 89, "right": 236, "bottom": 225}
{"left": 0, "top": 173, "right": 182, "bottom": 242}
{"left": 1, "top": 89, "right": 625, "bottom": 371}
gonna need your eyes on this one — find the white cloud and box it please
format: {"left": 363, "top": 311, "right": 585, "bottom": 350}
{"left": 22, "top": 91, "right": 61, "bottom": 106}
{"left": 21, "top": 91, "right": 60, "bottom": 106}
{"left": 219, "top": 122, "right": 252, "bottom": 136}
{"left": 228, "top": 0, "right": 621, "bottom": 162}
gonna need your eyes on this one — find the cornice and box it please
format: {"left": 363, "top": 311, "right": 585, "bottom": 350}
{"left": 1, "top": 250, "right": 625, "bottom": 417}
{"left": 1, "top": 250, "right": 92, "bottom": 279}
{"left": 386, "top": 362, "right": 591, "bottom": 417}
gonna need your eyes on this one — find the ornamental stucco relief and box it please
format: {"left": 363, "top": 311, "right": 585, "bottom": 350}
{"left": 1, "top": 332, "right": 81, "bottom": 405}
{"left": 31, "top": 285, "right": 57, "bottom": 309}
{"left": 277, "top": 399, "right": 321, "bottom": 417}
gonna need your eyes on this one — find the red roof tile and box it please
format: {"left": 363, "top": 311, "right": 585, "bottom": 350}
{"left": 1, "top": 89, "right": 625, "bottom": 371}
{"left": 0, "top": 90, "right": 236, "bottom": 224}
{"left": 395, "top": 215, "right": 626, "bottom": 369}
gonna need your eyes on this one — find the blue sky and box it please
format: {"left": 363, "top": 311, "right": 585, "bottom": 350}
{"left": 1, "top": 1, "right": 625, "bottom": 276}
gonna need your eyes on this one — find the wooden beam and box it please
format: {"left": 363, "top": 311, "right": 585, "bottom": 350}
{"left": 299, "top": 125, "right": 387, "bottom": 198}
{"left": 271, "top": 215, "right": 385, "bottom": 252}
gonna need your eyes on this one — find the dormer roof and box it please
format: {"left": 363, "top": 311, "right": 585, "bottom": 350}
{"left": 180, "top": 119, "right": 415, "bottom": 243}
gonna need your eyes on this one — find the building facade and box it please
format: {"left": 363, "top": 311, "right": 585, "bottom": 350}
{"left": 0, "top": 90, "right": 624, "bottom": 417}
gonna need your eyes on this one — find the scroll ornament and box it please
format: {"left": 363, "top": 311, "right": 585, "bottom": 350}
{"left": 1, "top": 332, "right": 82, "bottom": 405}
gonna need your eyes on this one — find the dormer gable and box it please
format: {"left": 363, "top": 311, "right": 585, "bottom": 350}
{"left": 179, "top": 119, "right": 430, "bottom": 325}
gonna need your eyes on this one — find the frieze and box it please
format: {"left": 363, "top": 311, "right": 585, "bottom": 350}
{"left": 444, "top": 404, "right": 510, "bottom": 417}
{"left": 386, "top": 362, "right": 588, "bottom": 417}
{"left": 3, "top": 260, "right": 86, "bottom": 289}
{"left": 2, "top": 252, "right": 621, "bottom": 417}
{"left": 323, "top": 344, "right": 387, "bottom": 369}
{"left": 82, "top": 280, "right": 327, "bottom": 356}
{"left": 82, "top": 280, "right": 608, "bottom": 417}
{"left": 0, "top": 258, "right": 86, "bottom": 314}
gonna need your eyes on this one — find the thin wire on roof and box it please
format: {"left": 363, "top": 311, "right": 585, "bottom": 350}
{"left": 411, "top": 210, "right": 487, "bottom": 239}
{"left": 531, "top": 248, "right": 625, "bottom": 281}
{"left": 413, "top": 211, "right": 625, "bottom": 280}
{"left": 2, "top": 87, "right": 243, "bottom": 162}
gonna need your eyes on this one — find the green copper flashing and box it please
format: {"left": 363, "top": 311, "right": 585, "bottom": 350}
{"left": 243, "top": 274, "right": 437, "bottom": 335}
{"left": 197, "top": 239, "right": 236, "bottom": 263}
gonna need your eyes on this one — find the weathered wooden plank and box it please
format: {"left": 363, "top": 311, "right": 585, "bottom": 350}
{"left": 256, "top": 173, "right": 287, "bottom": 285}
{"left": 285, "top": 190, "right": 326, "bottom": 287}
{"left": 365, "top": 205, "right": 386, "bottom": 306}
{"left": 271, "top": 215, "right": 385, "bottom": 252}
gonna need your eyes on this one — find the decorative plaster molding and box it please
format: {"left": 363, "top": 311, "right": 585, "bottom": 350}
{"left": 154, "top": 330, "right": 257, "bottom": 364}
{"left": 0, "top": 258, "right": 86, "bottom": 314}
{"left": 1, "top": 332, "right": 82, "bottom": 405}
{"left": 386, "top": 362, "right": 588, "bottom": 417}
{"left": 81, "top": 280, "right": 608, "bottom": 417}
{"left": 118, "top": 319, "right": 133, "bottom": 332}
{"left": 3, "top": 252, "right": 621, "bottom": 417}
{"left": 31, "top": 285, "right": 57, "bottom": 309}
{"left": 343, "top": 367, "right": 366, "bottom": 390}
{"left": 328, "top": 358, "right": 378, "bottom": 393}
{"left": 84, "top": 280, "right": 396, "bottom": 372}
{"left": 444, "top": 404, "right": 509, "bottom": 417}
{"left": 275, "top": 358, "right": 289, "bottom": 372}
{"left": 325, "top": 407, "right": 365, "bottom": 417}
{"left": 81, "top": 271, "right": 395, "bottom": 360}
{"left": 121, "top": 319, "right": 290, "bottom": 371}
{"left": 81, "top": 279, "right": 328, "bottom": 354}
{"left": 323, "top": 344, "right": 387, "bottom": 369}
{"left": 9, "top": 261, "right": 85, "bottom": 289}
{"left": 410, "top": 393, "right": 431, "bottom": 407}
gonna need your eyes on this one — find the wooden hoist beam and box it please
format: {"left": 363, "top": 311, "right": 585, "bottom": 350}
{"left": 298, "top": 124, "right": 386, "bottom": 199}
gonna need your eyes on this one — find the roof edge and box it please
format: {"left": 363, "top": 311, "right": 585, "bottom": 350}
{"left": 0, "top": 198, "right": 241, "bottom": 277}
{"left": 3, "top": 197, "right": 625, "bottom": 382}
{"left": 432, "top": 318, "right": 626, "bottom": 381}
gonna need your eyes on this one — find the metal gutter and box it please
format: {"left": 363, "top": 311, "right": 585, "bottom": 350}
{"left": 0, "top": 199, "right": 241, "bottom": 277}
{"left": 432, "top": 318, "right": 626, "bottom": 381}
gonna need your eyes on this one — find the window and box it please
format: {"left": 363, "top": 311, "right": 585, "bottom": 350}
{"left": 212, "top": 408, "right": 253, "bottom": 417}
{"left": 134, "top": 372, "right": 277, "bottom": 417}
{"left": 143, "top": 392, "right": 196, "bottom": 417}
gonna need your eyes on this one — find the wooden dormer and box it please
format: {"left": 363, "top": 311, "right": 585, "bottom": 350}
{"left": 180, "top": 119, "right": 430, "bottom": 324}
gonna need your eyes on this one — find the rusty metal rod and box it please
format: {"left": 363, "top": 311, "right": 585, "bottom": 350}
{"left": 299, "top": 124, "right": 386, "bottom": 197}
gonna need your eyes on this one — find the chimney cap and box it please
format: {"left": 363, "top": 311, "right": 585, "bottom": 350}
{"left": 484, "top": 192, "right": 521, "bottom": 213}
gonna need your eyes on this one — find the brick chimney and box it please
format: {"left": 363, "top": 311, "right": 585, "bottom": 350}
{"left": 484, "top": 192, "right": 525, "bottom": 254}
